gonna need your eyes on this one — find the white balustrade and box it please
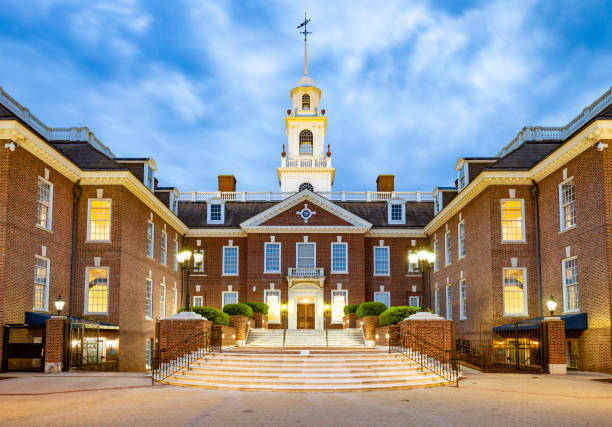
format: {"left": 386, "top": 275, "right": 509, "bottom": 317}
{"left": 288, "top": 267, "right": 324, "bottom": 277}
{"left": 178, "top": 190, "right": 435, "bottom": 202}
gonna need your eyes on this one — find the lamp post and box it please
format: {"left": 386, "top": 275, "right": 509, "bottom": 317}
{"left": 281, "top": 303, "right": 288, "bottom": 330}
{"left": 324, "top": 303, "right": 330, "bottom": 330}
{"left": 408, "top": 248, "right": 436, "bottom": 310}
{"left": 546, "top": 295, "right": 558, "bottom": 317}
{"left": 176, "top": 244, "right": 193, "bottom": 311}
{"left": 54, "top": 295, "right": 65, "bottom": 316}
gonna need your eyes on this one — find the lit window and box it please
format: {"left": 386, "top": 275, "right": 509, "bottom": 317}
{"left": 331, "top": 290, "right": 348, "bottom": 323}
{"left": 33, "top": 256, "right": 49, "bottom": 310}
{"left": 503, "top": 268, "right": 526, "bottom": 315}
{"left": 445, "top": 231, "right": 451, "bottom": 266}
{"left": 160, "top": 284, "right": 166, "bottom": 320}
{"left": 299, "top": 130, "right": 313, "bottom": 155}
{"left": 173, "top": 240, "right": 178, "bottom": 271}
{"left": 302, "top": 94, "right": 310, "bottom": 110}
{"left": 36, "top": 178, "right": 53, "bottom": 230}
{"left": 501, "top": 199, "right": 525, "bottom": 242}
{"left": 264, "top": 243, "right": 281, "bottom": 273}
{"left": 87, "top": 199, "right": 111, "bottom": 242}
{"left": 458, "top": 220, "right": 465, "bottom": 259}
{"left": 374, "top": 246, "right": 390, "bottom": 275}
{"left": 434, "top": 289, "right": 440, "bottom": 315}
{"left": 374, "top": 291, "right": 390, "bottom": 308}
{"left": 265, "top": 289, "right": 281, "bottom": 323}
{"left": 433, "top": 241, "right": 439, "bottom": 271}
{"left": 160, "top": 231, "right": 167, "bottom": 265}
{"left": 145, "top": 278, "right": 153, "bottom": 319}
{"left": 331, "top": 242, "right": 348, "bottom": 273}
{"left": 407, "top": 250, "right": 419, "bottom": 273}
{"left": 86, "top": 267, "right": 109, "bottom": 314}
{"left": 223, "top": 246, "right": 239, "bottom": 275}
{"left": 459, "top": 279, "right": 467, "bottom": 320}
{"left": 222, "top": 291, "right": 238, "bottom": 307}
{"left": 207, "top": 201, "right": 224, "bottom": 224}
{"left": 193, "top": 296, "right": 203, "bottom": 307}
{"left": 146, "top": 221, "right": 154, "bottom": 258}
{"left": 172, "top": 287, "right": 177, "bottom": 314}
{"left": 194, "top": 249, "right": 205, "bottom": 272}
{"left": 297, "top": 242, "right": 316, "bottom": 269}
{"left": 563, "top": 258, "right": 579, "bottom": 312}
{"left": 446, "top": 285, "right": 452, "bottom": 320}
{"left": 408, "top": 296, "right": 420, "bottom": 307}
{"left": 559, "top": 179, "right": 576, "bottom": 230}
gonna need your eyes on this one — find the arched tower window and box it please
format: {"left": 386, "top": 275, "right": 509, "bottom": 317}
{"left": 299, "top": 130, "right": 313, "bottom": 155}
{"left": 299, "top": 183, "right": 314, "bottom": 192}
{"left": 301, "top": 94, "right": 310, "bottom": 110}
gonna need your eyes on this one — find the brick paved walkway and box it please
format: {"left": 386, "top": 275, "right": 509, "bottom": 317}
{"left": 0, "top": 371, "right": 611, "bottom": 426}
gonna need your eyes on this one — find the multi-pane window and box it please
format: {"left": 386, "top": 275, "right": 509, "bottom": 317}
{"left": 193, "top": 296, "right": 203, "bottom": 307}
{"left": 445, "top": 231, "right": 451, "bottom": 266}
{"left": 446, "top": 285, "right": 452, "bottom": 320}
{"left": 87, "top": 199, "right": 111, "bottom": 241}
{"left": 434, "top": 289, "right": 440, "bottom": 315}
{"left": 265, "top": 289, "right": 281, "bottom": 323}
{"left": 160, "top": 231, "right": 167, "bottom": 265}
{"left": 389, "top": 203, "right": 404, "bottom": 223}
{"left": 222, "top": 291, "right": 238, "bottom": 307}
{"left": 194, "top": 250, "right": 205, "bottom": 272}
{"left": 433, "top": 240, "right": 439, "bottom": 271}
{"left": 209, "top": 204, "right": 222, "bottom": 222}
{"left": 501, "top": 199, "right": 525, "bottom": 242}
{"left": 145, "top": 164, "right": 154, "bottom": 190}
{"left": 458, "top": 221, "right": 465, "bottom": 259}
{"left": 86, "top": 267, "right": 108, "bottom": 314}
{"left": 503, "top": 268, "right": 526, "bottom": 315}
{"left": 302, "top": 94, "right": 310, "bottom": 110}
{"left": 223, "top": 246, "right": 239, "bottom": 275}
{"left": 160, "top": 284, "right": 166, "bottom": 320}
{"left": 299, "top": 130, "right": 313, "bottom": 155}
{"left": 408, "top": 296, "right": 420, "bottom": 307}
{"left": 459, "top": 279, "right": 467, "bottom": 320}
{"left": 264, "top": 243, "right": 281, "bottom": 273}
{"left": 146, "top": 221, "right": 154, "bottom": 258}
{"left": 407, "top": 250, "right": 419, "bottom": 273}
{"left": 331, "top": 289, "right": 348, "bottom": 323}
{"left": 33, "top": 256, "right": 49, "bottom": 310}
{"left": 331, "top": 242, "right": 348, "bottom": 273}
{"left": 173, "top": 240, "right": 178, "bottom": 271}
{"left": 36, "top": 178, "right": 53, "bottom": 230}
{"left": 559, "top": 179, "right": 576, "bottom": 230}
{"left": 458, "top": 164, "right": 468, "bottom": 190}
{"left": 374, "top": 291, "right": 390, "bottom": 308}
{"left": 563, "top": 257, "right": 579, "bottom": 312}
{"left": 172, "top": 288, "right": 178, "bottom": 314}
{"left": 145, "top": 278, "right": 153, "bottom": 319}
{"left": 145, "top": 339, "right": 152, "bottom": 370}
{"left": 374, "top": 246, "right": 390, "bottom": 275}
{"left": 296, "top": 243, "right": 316, "bottom": 268}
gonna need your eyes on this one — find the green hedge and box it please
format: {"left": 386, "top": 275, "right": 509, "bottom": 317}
{"left": 355, "top": 302, "right": 388, "bottom": 318}
{"left": 189, "top": 306, "right": 230, "bottom": 326}
{"left": 222, "top": 303, "right": 254, "bottom": 318}
{"left": 243, "top": 301, "right": 269, "bottom": 315}
{"left": 378, "top": 306, "right": 420, "bottom": 326}
{"left": 343, "top": 304, "right": 359, "bottom": 315}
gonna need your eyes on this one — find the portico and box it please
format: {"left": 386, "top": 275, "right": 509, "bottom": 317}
{"left": 287, "top": 280, "right": 325, "bottom": 330}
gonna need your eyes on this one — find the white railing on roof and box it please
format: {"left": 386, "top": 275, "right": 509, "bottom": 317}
{"left": 283, "top": 157, "right": 331, "bottom": 168}
{"left": 178, "top": 190, "right": 434, "bottom": 202}
{"left": 288, "top": 267, "right": 324, "bottom": 277}
{"left": 0, "top": 86, "right": 115, "bottom": 158}
{"left": 497, "top": 86, "right": 612, "bottom": 157}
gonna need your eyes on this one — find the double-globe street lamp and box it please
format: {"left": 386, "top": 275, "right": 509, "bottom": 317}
{"left": 408, "top": 248, "right": 436, "bottom": 310}
{"left": 176, "top": 243, "right": 204, "bottom": 312}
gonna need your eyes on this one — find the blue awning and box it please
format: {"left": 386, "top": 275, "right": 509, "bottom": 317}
{"left": 25, "top": 312, "right": 119, "bottom": 329}
{"left": 493, "top": 313, "right": 588, "bottom": 333}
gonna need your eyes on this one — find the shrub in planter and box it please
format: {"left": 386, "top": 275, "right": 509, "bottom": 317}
{"left": 222, "top": 303, "right": 254, "bottom": 318}
{"left": 343, "top": 304, "right": 359, "bottom": 315}
{"left": 243, "top": 301, "right": 269, "bottom": 315}
{"left": 355, "top": 302, "right": 387, "bottom": 318}
{"left": 188, "top": 306, "right": 230, "bottom": 326}
{"left": 378, "top": 306, "right": 420, "bottom": 327}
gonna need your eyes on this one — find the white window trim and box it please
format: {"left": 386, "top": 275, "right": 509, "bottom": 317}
{"left": 36, "top": 176, "right": 53, "bottom": 231}
{"left": 408, "top": 296, "right": 420, "bottom": 307}
{"left": 84, "top": 266, "right": 110, "bottom": 315}
{"left": 331, "top": 289, "right": 349, "bottom": 323}
{"left": 86, "top": 198, "right": 112, "bottom": 242}
{"left": 373, "top": 246, "right": 390, "bottom": 276}
{"left": 172, "top": 287, "right": 178, "bottom": 314}
{"left": 145, "top": 278, "right": 153, "bottom": 319}
{"left": 444, "top": 231, "right": 451, "bottom": 266}
{"left": 296, "top": 242, "right": 317, "bottom": 269}
{"left": 558, "top": 177, "right": 576, "bottom": 232}
{"left": 562, "top": 256, "right": 579, "bottom": 313}
{"left": 330, "top": 242, "right": 348, "bottom": 274}
{"left": 458, "top": 163, "right": 469, "bottom": 191}
{"left": 159, "top": 283, "right": 166, "bottom": 320}
{"left": 193, "top": 249, "right": 205, "bottom": 272}
{"left": 193, "top": 295, "right": 203, "bottom": 307}
{"left": 374, "top": 291, "right": 391, "bottom": 308}
{"left": 434, "top": 289, "right": 440, "bottom": 315}
{"left": 388, "top": 200, "right": 406, "bottom": 224}
{"left": 502, "top": 267, "right": 528, "bottom": 316}
{"left": 146, "top": 220, "right": 154, "bottom": 259}
{"left": 445, "top": 285, "right": 452, "bottom": 320}
{"left": 264, "top": 242, "right": 282, "bottom": 274}
{"left": 222, "top": 245, "right": 239, "bottom": 276}
{"left": 144, "top": 163, "right": 155, "bottom": 191}
{"left": 173, "top": 239, "right": 178, "bottom": 271}
{"left": 433, "top": 240, "right": 439, "bottom": 272}
{"left": 264, "top": 289, "right": 282, "bottom": 324}
{"left": 459, "top": 279, "right": 467, "bottom": 320}
{"left": 207, "top": 199, "right": 225, "bottom": 224}
{"left": 500, "top": 199, "right": 526, "bottom": 243}
{"left": 458, "top": 220, "right": 465, "bottom": 260}
{"left": 33, "top": 255, "right": 50, "bottom": 311}
{"left": 160, "top": 231, "right": 168, "bottom": 266}
{"left": 222, "top": 291, "right": 238, "bottom": 307}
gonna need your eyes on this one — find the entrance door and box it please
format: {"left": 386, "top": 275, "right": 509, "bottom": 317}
{"left": 297, "top": 303, "right": 315, "bottom": 329}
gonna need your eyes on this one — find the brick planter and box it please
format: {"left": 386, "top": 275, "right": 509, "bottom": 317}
{"left": 360, "top": 316, "right": 379, "bottom": 348}
{"left": 158, "top": 312, "right": 212, "bottom": 363}
{"left": 211, "top": 325, "right": 237, "bottom": 347}
{"left": 375, "top": 325, "right": 400, "bottom": 347}
{"left": 253, "top": 313, "right": 268, "bottom": 329}
{"left": 229, "top": 315, "right": 250, "bottom": 347}
{"left": 343, "top": 313, "right": 356, "bottom": 329}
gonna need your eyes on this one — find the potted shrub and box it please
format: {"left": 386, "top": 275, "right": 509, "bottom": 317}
{"left": 376, "top": 306, "right": 420, "bottom": 346}
{"left": 222, "top": 303, "right": 253, "bottom": 346}
{"left": 244, "top": 302, "right": 269, "bottom": 328}
{"left": 342, "top": 304, "right": 359, "bottom": 329}
{"left": 355, "top": 302, "right": 387, "bottom": 347}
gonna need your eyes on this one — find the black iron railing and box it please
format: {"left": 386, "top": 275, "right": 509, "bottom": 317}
{"left": 389, "top": 330, "right": 459, "bottom": 387}
{"left": 151, "top": 331, "right": 210, "bottom": 385}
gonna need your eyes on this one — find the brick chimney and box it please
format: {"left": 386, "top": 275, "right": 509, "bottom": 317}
{"left": 218, "top": 175, "right": 236, "bottom": 192}
{"left": 376, "top": 175, "right": 394, "bottom": 192}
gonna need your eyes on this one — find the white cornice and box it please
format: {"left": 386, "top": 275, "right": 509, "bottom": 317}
{"left": 186, "top": 228, "right": 246, "bottom": 238}
{"left": 243, "top": 225, "right": 370, "bottom": 234}
{"left": 366, "top": 229, "right": 427, "bottom": 238}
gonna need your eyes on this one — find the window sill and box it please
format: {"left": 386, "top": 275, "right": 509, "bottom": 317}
{"left": 373, "top": 274, "right": 391, "bottom": 277}
{"left": 459, "top": 317, "right": 467, "bottom": 321}
{"left": 559, "top": 225, "right": 577, "bottom": 234}
{"left": 191, "top": 273, "right": 207, "bottom": 277}
{"left": 222, "top": 273, "right": 239, "bottom": 277}
{"left": 86, "top": 240, "right": 112, "bottom": 243}
{"left": 563, "top": 310, "right": 580, "bottom": 314}
{"left": 500, "top": 241, "right": 527, "bottom": 245}
{"left": 458, "top": 255, "right": 465, "bottom": 261}
{"left": 405, "top": 273, "right": 421, "bottom": 277}
{"left": 146, "top": 256, "right": 154, "bottom": 260}
{"left": 264, "top": 271, "right": 282, "bottom": 275}
{"left": 84, "top": 312, "right": 109, "bottom": 316}
{"left": 35, "top": 224, "right": 53, "bottom": 233}
{"left": 145, "top": 317, "right": 153, "bottom": 321}
{"left": 32, "top": 308, "right": 49, "bottom": 313}
{"left": 330, "top": 271, "right": 348, "bottom": 275}
{"left": 503, "top": 313, "right": 528, "bottom": 317}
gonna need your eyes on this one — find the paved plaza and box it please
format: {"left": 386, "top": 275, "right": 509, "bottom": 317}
{"left": 1, "top": 370, "right": 611, "bottom": 426}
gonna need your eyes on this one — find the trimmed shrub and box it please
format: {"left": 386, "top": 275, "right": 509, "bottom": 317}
{"left": 355, "top": 302, "right": 387, "bottom": 318}
{"left": 191, "top": 306, "right": 230, "bottom": 326}
{"left": 378, "top": 306, "right": 420, "bottom": 326}
{"left": 243, "top": 301, "right": 269, "bottom": 315}
{"left": 343, "top": 304, "right": 359, "bottom": 315}
{"left": 222, "top": 303, "right": 254, "bottom": 318}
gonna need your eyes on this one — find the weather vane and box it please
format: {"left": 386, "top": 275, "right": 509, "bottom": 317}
{"left": 297, "top": 12, "right": 311, "bottom": 75}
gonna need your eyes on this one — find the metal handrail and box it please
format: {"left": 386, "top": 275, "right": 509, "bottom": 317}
{"left": 151, "top": 331, "right": 210, "bottom": 385}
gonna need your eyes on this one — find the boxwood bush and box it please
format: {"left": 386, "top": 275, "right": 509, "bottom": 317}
{"left": 243, "top": 301, "right": 269, "bottom": 315}
{"left": 343, "top": 304, "right": 359, "bottom": 315}
{"left": 355, "top": 301, "right": 387, "bottom": 318}
{"left": 378, "top": 306, "right": 420, "bottom": 326}
{"left": 189, "top": 306, "right": 230, "bottom": 326}
{"left": 222, "top": 303, "right": 254, "bottom": 318}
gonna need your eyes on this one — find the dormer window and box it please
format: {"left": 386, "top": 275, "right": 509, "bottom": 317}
{"left": 388, "top": 200, "right": 406, "bottom": 224}
{"left": 168, "top": 191, "right": 179, "bottom": 215}
{"left": 207, "top": 200, "right": 225, "bottom": 224}
{"left": 144, "top": 163, "right": 155, "bottom": 190}
{"left": 458, "top": 163, "right": 469, "bottom": 190}
{"left": 299, "top": 130, "right": 313, "bottom": 155}
{"left": 302, "top": 94, "right": 310, "bottom": 110}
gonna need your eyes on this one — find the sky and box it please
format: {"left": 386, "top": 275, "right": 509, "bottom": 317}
{"left": 0, "top": 0, "right": 611, "bottom": 192}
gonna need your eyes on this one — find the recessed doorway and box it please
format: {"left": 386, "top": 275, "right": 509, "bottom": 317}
{"left": 297, "top": 301, "right": 315, "bottom": 329}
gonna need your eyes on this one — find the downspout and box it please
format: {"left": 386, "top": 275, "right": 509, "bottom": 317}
{"left": 531, "top": 180, "right": 543, "bottom": 317}
{"left": 69, "top": 180, "right": 81, "bottom": 318}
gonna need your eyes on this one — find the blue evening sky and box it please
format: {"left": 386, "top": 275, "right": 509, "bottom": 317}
{"left": 0, "top": 0, "right": 611, "bottom": 192}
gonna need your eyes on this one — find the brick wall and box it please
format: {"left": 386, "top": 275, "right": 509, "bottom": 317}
{"left": 157, "top": 317, "right": 212, "bottom": 363}
{"left": 400, "top": 317, "right": 453, "bottom": 352}
{"left": 212, "top": 324, "right": 237, "bottom": 347}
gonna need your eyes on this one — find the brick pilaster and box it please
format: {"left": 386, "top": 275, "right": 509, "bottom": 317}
{"left": 343, "top": 313, "right": 356, "bottom": 329}
{"left": 45, "top": 317, "right": 66, "bottom": 373}
{"left": 360, "top": 316, "right": 379, "bottom": 347}
{"left": 543, "top": 317, "right": 567, "bottom": 374}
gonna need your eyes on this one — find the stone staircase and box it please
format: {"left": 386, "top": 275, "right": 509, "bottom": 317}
{"left": 246, "top": 328, "right": 366, "bottom": 348}
{"left": 158, "top": 351, "right": 451, "bottom": 391}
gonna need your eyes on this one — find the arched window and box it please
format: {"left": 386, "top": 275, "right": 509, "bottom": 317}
{"left": 301, "top": 94, "right": 310, "bottom": 110}
{"left": 299, "top": 130, "right": 313, "bottom": 155}
{"left": 299, "top": 183, "right": 314, "bottom": 192}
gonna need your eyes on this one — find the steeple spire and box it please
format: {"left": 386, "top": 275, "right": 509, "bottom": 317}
{"left": 297, "top": 12, "right": 311, "bottom": 75}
